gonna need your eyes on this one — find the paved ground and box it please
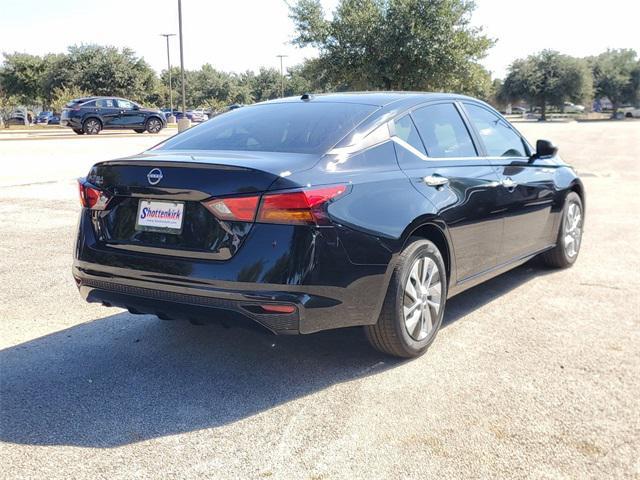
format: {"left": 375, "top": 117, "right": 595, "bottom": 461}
{"left": 1, "top": 122, "right": 639, "bottom": 479}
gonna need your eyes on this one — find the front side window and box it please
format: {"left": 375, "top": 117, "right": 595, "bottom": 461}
{"left": 394, "top": 114, "right": 426, "bottom": 154}
{"left": 117, "top": 99, "right": 134, "bottom": 109}
{"left": 411, "top": 103, "right": 477, "bottom": 158}
{"left": 464, "top": 103, "right": 527, "bottom": 157}
{"left": 156, "top": 102, "right": 378, "bottom": 154}
{"left": 81, "top": 100, "right": 96, "bottom": 108}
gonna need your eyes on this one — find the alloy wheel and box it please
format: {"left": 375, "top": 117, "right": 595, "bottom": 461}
{"left": 403, "top": 255, "right": 442, "bottom": 341}
{"left": 563, "top": 201, "right": 582, "bottom": 258}
{"left": 85, "top": 120, "right": 100, "bottom": 134}
{"left": 147, "top": 119, "right": 162, "bottom": 133}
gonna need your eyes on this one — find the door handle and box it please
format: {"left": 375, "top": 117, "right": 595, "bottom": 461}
{"left": 502, "top": 177, "right": 518, "bottom": 191}
{"left": 422, "top": 175, "right": 449, "bottom": 187}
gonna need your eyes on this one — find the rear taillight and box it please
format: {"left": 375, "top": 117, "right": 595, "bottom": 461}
{"left": 78, "top": 179, "right": 111, "bottom": 210}
{"left": 203, "top": 196, "right": 260, "bottom": 222}
{"left": 258, "top": 185, "right": 347, "bottom": 225}
{"left": 203, "top": 185, "right": 347, "bottom": 225}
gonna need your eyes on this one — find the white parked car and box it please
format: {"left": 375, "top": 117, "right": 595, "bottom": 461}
{"left": 620, "top": 106, "right": 640, "bottom": 118}
{"left": 563, "top": 102, "right": 585, "bottom": 113}
{"left": 189, "top": 109, "right": 209, "bottom": 122}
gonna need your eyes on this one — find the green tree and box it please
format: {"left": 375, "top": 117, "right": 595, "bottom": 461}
{"left": 591, "top": 49, "right": 639, "bottom": 112}
{"left": 64, "top": 45, "right": 159, "bottom": 103}
{"left": 289, "top": 0, "right": 494, "bottom": 93}
{"left": 50, "top": 85, "right": 90, "bottom": 114}
{"left": 0, "top": 53, "right": 47, "bottom": 106}
{"left": 0, "top": 89, "right": 20, "bottom": 128}
{"left": 502, "top": 50, "right": 592, "bottom": 120}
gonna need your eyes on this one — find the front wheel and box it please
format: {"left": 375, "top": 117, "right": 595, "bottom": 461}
{"left": 365, "top": 238, "right": 447, "bottom": 358}
{"left": 541, "top": 191, "right": 583, "bottom": 268}
{"left": 146, "top": 117, "right": 163, "bottom": 134}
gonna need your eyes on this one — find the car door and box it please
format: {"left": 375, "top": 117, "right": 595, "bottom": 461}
{"left": 393, "top": 102, "right": 503, "bottom": 282}
{"left": 462, "top": 102, "right": 557, "bottom": 263}
{"left": 115, "top": 99, "right": 145, "bottom": 127}
{"left": 95, "top": 98, "right": 119, "bottom": 127}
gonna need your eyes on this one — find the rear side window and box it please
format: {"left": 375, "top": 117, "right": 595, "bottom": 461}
{"left": 394, "top": 114, "right": 426, "bottom": 154}
{"left": 464, "top": 104, "right": 527, "bottom": 157}
{"left": 156, "top": 102, "right": 378, "bottom": 154}
{"left": 96, "top": 99, "right": 115, "bottom": 108}
{"left": 411, "top": 103, "right": 477, "bottom": 158}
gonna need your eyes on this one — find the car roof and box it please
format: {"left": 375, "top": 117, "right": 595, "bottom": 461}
{"left": 260, "top": 91, "right": 476, "bottom": 107}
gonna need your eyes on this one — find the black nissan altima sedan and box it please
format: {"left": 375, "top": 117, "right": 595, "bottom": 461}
{"left": 73, "top": 92, "right": 585, "bottom": 358}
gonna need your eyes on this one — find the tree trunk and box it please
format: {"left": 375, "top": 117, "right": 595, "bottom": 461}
{"left": 541, "top": 101, "right": 547, "bottom": 121}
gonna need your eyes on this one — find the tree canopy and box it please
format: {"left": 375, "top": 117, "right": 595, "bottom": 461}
{"left": 591, "top": 49, "right": 640, "bottom": 111}
{"left": 501, "top": 50, "right": 593, "bottom": 119}
{"left": 289, "top": 0, "right": 494, "bottom": 95}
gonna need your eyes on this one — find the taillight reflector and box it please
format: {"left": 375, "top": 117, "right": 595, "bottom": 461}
{"left": 259, "top": 304, "right": 296, "bottom": 314}
{"left": 78, "top": 179, "right": 111, "bottom": 210}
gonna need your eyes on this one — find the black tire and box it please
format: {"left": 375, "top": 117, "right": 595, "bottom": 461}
{"left": 365, "top": 238, "right": 447, "bottom": 358}
{"left": 541, "top": 191, "right": 583, "bottom": 268}
{"left": 72, "top": 129, "right": 84, "bottom": 135}
{"left": 625, "top": 112, "right": 633, "bottom": 118}
{"left": 83, "top": 118, "right": 101, "bottom": 135}
{"left": 146, "top": 117, "right": 163, "bottom": 134}
{"left": 134, "top": 129, "right": 146, "bottom": 134}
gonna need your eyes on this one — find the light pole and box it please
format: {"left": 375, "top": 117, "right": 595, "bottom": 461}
{"left": 276, "top": 54, "right": 288, "bottom": 98}
{"left": 160, "top": 33, "right": 176, "bottom": 124}
{"left": 177, "top": 0, "right": 190, "bottom": 132}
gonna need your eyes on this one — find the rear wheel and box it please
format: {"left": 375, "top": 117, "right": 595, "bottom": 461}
{"left": 365, "top": 238, "right": 446, "bottom": 358}
{"left": 72, "top": 129, "right": 84, "bottom": 135}
{"left": 146, "top": 117, "right": 163, "bottom": 134}
{"left": 541, "top": 191, "right": 583, "bottom": 268}
{"left": 83, "top": 118, "right": 101, "bottom": 135}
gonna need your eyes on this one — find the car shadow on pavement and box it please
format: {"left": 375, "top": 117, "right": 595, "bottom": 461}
{"left": 0, "top": 262, "right": 551, "bottom": 448}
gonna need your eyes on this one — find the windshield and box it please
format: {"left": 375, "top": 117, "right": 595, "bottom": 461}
{"left": 155, "top": 102, "right": 378, "bottom": 154}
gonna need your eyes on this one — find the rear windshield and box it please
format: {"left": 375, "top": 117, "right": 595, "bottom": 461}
{"left": 155, "top": 102, "right": 378, "bottom": 154}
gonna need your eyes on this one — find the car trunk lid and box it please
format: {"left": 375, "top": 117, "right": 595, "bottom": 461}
{"left": 85, "top": 151, "right": 319, "bottom": 260}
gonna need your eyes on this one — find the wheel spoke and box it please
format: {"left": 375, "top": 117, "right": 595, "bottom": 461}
{"left": 404, "top": 300, "right": 421, "bottom": 316}
{"left": 405, "top": 280, "right": 418, "bottom": 302}
{"left": 423, "top": 306, "right": 433, "bottom": 334}
{"left": 413, "top": 311, "right": 424, "bottom": 339}
{"left": 425, "top": 261, "right": 436, "bottom": 290}
{"left": 405, "top": 309, "right": 421, "bottom": 336}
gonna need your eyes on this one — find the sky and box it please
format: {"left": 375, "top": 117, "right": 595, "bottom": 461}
{"left": 0, "top": 0, "right": 638, "bottom": 80}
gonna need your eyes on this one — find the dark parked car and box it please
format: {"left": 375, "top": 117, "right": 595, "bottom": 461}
{"left": 61, "top": 97, "right": 166, "bottom": 135}
{"left": 73, "top": 93, "right": 585, "bottom": 358}
{"left": 36, "top": 111, "right": 60, "bottom": 125}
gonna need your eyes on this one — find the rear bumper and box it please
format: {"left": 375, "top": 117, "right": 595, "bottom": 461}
{"left": 73, "top": 209, "right": 391, "bottom": 334}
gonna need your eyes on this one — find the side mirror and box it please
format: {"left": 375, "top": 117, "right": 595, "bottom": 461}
{"left": 132, "top": 104, "right": 140, "bottom": 111}
{"left": 531, "top": 139, "right": 558, "bottom": 160}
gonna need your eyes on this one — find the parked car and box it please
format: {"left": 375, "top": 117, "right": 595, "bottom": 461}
{"left": 189, "top": 109, "right": 209, "bottom": 122}
{"left": 620, "top": 106, "right": 640, "bottom": 118}
{"left": 563, "top": 102, "right": 585, "bottom": 113}
{"left": 61, "top": 97, "right": 166, "bottom": 135}
{"left": 36, "top": 111, "right": 60, "bottom": 125}
{"left": 73, "top": 92, "right": 585, "bottom": 358}
{"left": 163, "top": 109, "right": 194, "bottom": 121}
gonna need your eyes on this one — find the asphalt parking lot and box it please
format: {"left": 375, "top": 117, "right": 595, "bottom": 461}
{"left": 1, "top": 122, "right": 639, "bottom": 479}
